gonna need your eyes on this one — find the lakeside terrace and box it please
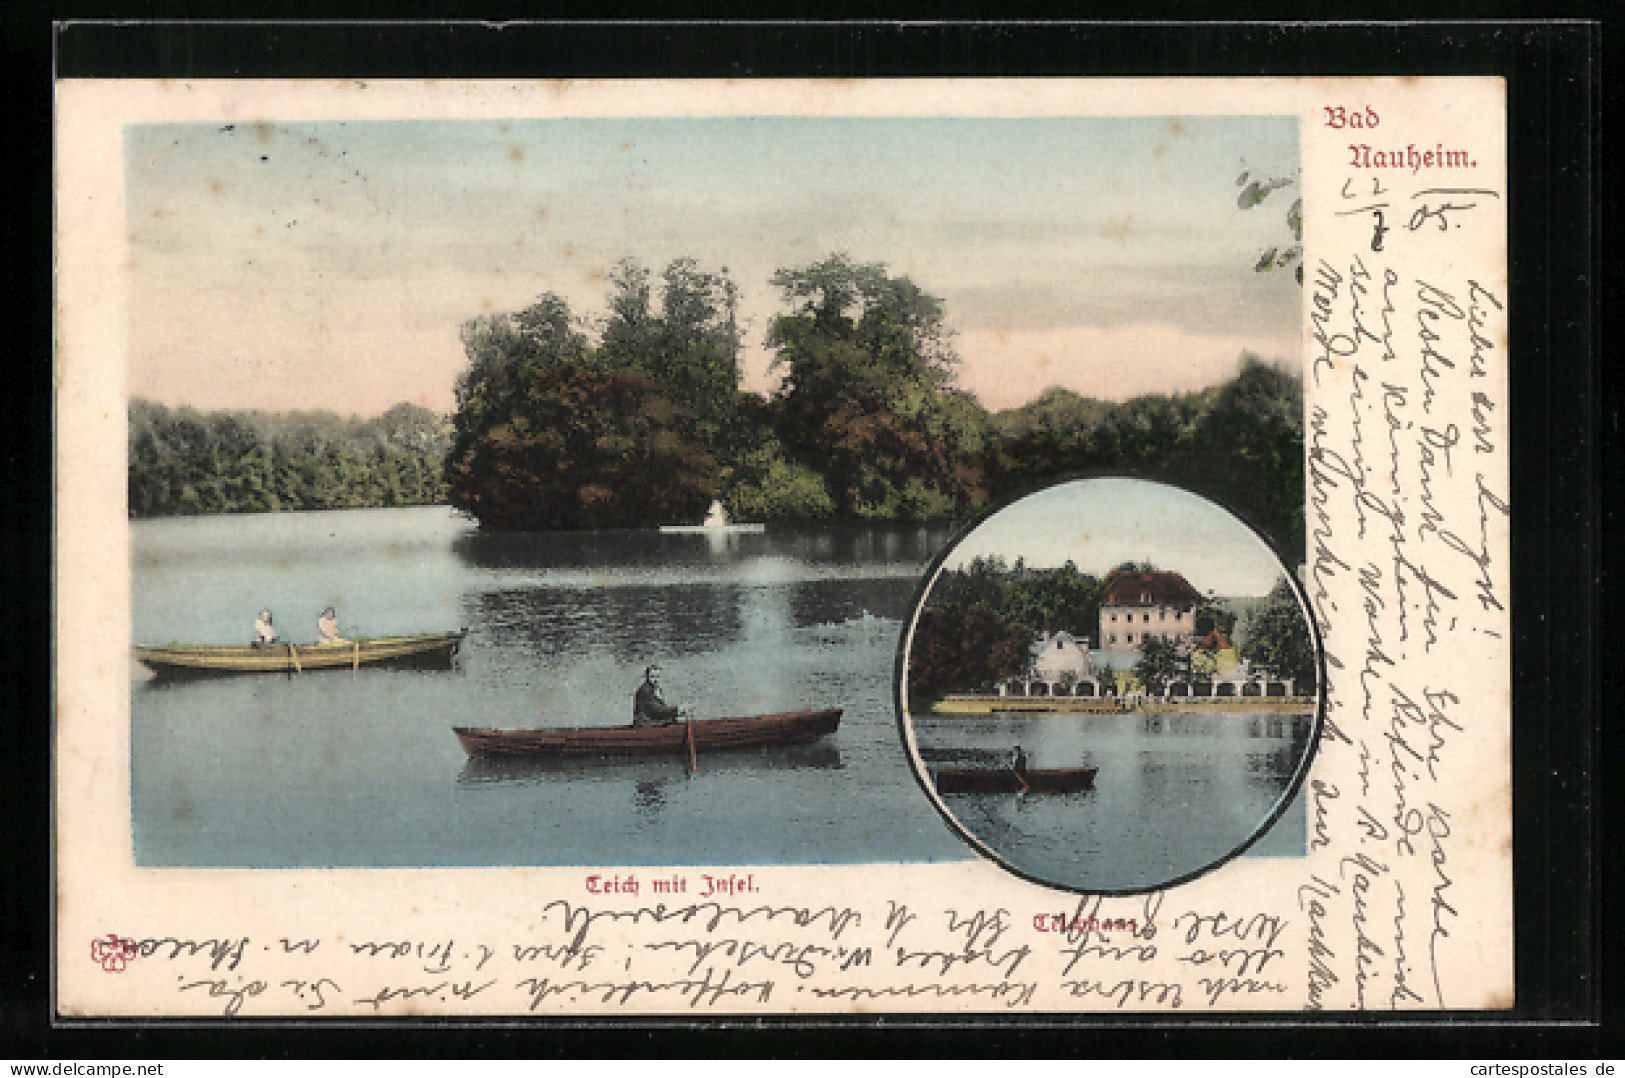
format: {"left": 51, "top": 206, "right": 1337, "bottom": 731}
{"left": 927, "top": 693, "right": 1316, "bottom": 715}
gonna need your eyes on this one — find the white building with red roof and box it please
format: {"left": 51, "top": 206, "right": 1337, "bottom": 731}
{"left": 1097, "top": 569, "right": 1203, "bottom": 651}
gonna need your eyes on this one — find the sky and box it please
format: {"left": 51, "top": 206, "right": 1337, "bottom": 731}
{"left": 940, "top": 477, "right": 1288, "bottom": 597}
{"left": 124, "top": 115, "right": 1300, "bottom": 417}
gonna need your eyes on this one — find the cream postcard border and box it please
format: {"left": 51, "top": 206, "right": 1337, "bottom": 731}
{"left": 56, "top": 77, "right": 1512, "bottom": 1017}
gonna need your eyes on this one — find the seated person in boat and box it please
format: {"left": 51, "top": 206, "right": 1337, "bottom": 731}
{"left": 1010, "top": 745, "right": 1029, "bottom": 773}
{"left": 317, "top": 607, "right": 345, "bottom": 644}
{"left": 633, "top": 666, "right": 681, "bottom": 727}
{"left": 253, "top": 609, "right": 278, "bottom": 647}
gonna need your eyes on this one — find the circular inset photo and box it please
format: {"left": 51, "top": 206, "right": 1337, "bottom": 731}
{"left": 898, "top": 476, "right": 1321, "bottom": 894}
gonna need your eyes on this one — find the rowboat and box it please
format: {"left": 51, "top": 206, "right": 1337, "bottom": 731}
{"left": 453, "top": 707, "right": 841, "bottom": 760}
{"left": 132, "top": 631, "right": 466, "bottom": 677}
{"left": 932, "top": 765, "right": 1098, "bottom": 794}
{"left": 458, "top": 739, "right": 844, "bottom": 785}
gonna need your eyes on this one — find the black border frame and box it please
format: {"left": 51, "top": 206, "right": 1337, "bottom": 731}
{"left": 6, "top": 14, "right": 1604, "bottom": 1059}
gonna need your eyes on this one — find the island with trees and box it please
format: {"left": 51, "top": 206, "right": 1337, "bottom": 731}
{"left": 128, "top": 251, "right": 1306, "bottom": 568}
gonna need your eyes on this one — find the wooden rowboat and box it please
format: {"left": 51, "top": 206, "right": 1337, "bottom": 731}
{"left": 133, "top": 631, "right": 466, "bottom": 677}
{"left": 453, "top": 707, "right": 841, "bottom": 760}
{"left": 932, "top": 765, "right": 1098, "bottom": 794}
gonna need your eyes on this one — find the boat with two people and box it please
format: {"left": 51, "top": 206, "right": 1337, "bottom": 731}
{"left": 133, "top": 630, "right": 467, "bottom": 677}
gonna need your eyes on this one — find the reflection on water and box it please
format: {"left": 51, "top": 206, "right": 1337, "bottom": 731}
{"left": 457, "top": 740, "right": 844, "bottom": 788}
{"left": 130, "top": 507, "right": 1308, "bottom": 874}
{"left": 473, "top": 583, "right": 750, "bottom": 665}
{"left": 456, "top": 742, "right": 846, "bottom": 825}
{"left": 454, "top": 523, "right": 951, "bottom": 574}
{"left": 130, "top": 507, "right": 963, "bottom": 867}
{"left": 634, "top": 779, "right": 666, "bottom": 816}
{"left": 913, "top": 709, "right": 1312, "bottom": 892}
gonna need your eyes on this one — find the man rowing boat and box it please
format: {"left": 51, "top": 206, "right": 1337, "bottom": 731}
{"left": 633, "top": 666, "right": 681, "bottom": 727}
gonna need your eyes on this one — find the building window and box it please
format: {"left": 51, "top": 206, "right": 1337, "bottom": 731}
{"left": 1144, "top": 613, "right": 1151, "bottom": 622}
{"left": 1110, "top": 613, "right": 1118, "bottom": 622}
{"left": 1160, "top": 610, "right": 1166, "bottom": 621}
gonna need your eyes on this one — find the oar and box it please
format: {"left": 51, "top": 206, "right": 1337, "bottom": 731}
{"left": 684, "top": 710, "right": 699, "bottom": 775}
{"left": 288, "top": 643, "right": 302, "bottom": 674}
{"left": 1010, "top": 749, "right": 1030, "bottom": 793}
{"left": 353, "top": 638, "right": 361, "bottom": 671}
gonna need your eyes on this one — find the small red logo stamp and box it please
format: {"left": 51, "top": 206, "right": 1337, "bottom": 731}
{"left": 90, "top": 934, "right": 139, "bottom": 972}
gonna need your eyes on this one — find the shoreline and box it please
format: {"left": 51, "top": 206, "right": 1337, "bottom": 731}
{"left": 923, "top": 694, "right": 1316, "bottom": 716}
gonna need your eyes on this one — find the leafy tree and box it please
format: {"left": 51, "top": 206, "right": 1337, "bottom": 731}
{"left": 907, "top": 603, "right": 1028, "bottom": 705}
{"left": 1132, "top": 637, "right": 1183, "bottom": 695}
{"left": 768, "top": 254, "right": 989, "bottom": 519}
{"left": 452, "top": 294, "right": 592, "bottom": 452}
{"left": 446, "top": 365, "right": 714, "bottom": 530}
{"left": 1168, "top": 357, "right": 1305, "bottom": 557}
{"left": 598, "top": 258, "right": 743, "bottom": 438}
{"left": 367, "top": 402, "right": 452, "bottom": 456}
{"left": 1194, "top": 601, "right": 1238, "bottom": 639}
{"left": 719, "top": 443, "right": 836, "bottom": 522}
{"left": 710, "top": 393, "right": 832, "bottom": 520}
{"left": 1240, "top": 576, "right": 1316, "bottom": 687}
{"left": 447, "top": 262, "right": 744, "bottom": 529}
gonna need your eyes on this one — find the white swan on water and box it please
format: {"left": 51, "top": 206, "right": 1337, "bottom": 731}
{"left": 659, "top": 499, "right": 765, "bottom": 534}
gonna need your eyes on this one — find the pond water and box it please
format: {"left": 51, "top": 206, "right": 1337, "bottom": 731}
{"left": 130, "top": 507, "right": 966, "bottom": 868}
{"left": 130, "top": 506, "right": 1304, "bottom": 882}
{"left": 909, "top": 709, "right": 1311, "bottom": 892}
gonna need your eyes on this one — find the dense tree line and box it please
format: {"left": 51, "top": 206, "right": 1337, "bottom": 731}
{"left": 931, "top": 556, "right": 1103, "bottom": 644}
{"left": 907, "top": 557, "right": 1103, "bottom": 704}
{"left": 985, "top": 357, "right": 1306, "bottom": 558}
{"left": 133, "top": 252, "right": 1307, "bottom": 551}
{"left": 448, "top": 252, "right": 1306, "bottom": 557}
{"left": 128, "top": 399, "right": 450, "bottom": 517}
{"left": 447, "top": 366, "right": 714, "bottom": 531}
{"left": 907, "top": 604, "right": 1028, "bottom": 706}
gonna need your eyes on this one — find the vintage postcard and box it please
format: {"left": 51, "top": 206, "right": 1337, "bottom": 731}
{"left": 55, "top": 77, "right": 1511, "bottom": 1017}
